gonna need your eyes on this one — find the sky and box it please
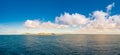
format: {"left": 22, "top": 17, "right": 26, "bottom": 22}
{"left": 0, "top": 0, "right": 120, "bottom": 34}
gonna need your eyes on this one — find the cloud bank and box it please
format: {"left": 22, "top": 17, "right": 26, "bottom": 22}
{"left": 24, "top": 3, "right": 120, "bottom": 34}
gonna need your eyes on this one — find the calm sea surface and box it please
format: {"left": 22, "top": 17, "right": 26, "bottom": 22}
{"left": 0, "top": 34, "right": 120, "bottom": 55}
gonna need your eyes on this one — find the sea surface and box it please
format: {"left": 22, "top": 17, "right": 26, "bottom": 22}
{"left": 0, "top": 34, "right": 120, "bottom": 55}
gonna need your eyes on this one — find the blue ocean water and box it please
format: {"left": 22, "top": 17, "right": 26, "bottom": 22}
{"left": 0, "top": 34, "right": 120, "bottom": 55}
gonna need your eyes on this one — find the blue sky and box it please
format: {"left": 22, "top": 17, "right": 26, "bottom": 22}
{"left": 0, "top": 0, "right": 120, "bottom": 23}
{"left": 0, "top": 0, "right": 120, "bottom": 34}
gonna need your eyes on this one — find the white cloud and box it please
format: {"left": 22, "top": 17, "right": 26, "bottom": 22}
{"left": 93, "top": 10, "right": 108, "bottom": 20}
{"left": 87, "top": 10, "right": 116, "bottom": 29}
{"left": 24, "top": 19, "right": 69, "bottom": 29}
{"left": 106, "top": 2, "right": 114, "bottom": 12}
{"left": 22, "top": 2, "right": 120, "bottom": 34}
{"left": 40, "top": 21, "right": 69, "bottom": 29}
{"left": 24, "top": 12, "right": 90, "bottom": 29}
{"left": 24, "top": 20, "right": 40, "bottom": 28}
{"left": 55, "top": 12, "right": 90, "bottom": 26}
{"left": 109, "top": 15, "right": 120, "bottom": 27}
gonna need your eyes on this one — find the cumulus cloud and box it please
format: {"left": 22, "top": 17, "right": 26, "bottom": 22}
{"left": 55, "top": 12, "right": 90, "bottom": 26}
{"left": 24, "top": 20, "right": 40, "bottom": 28}
{"left": 87, "top": 10, "right": 116, "bottom": 29}
{"left": 110, "top": 15, "right": 120, "bottom": 27}
{"left": 24, "top": 19, "right": 69, "bottom": 29}
{"left": 85, "top": 2, "right": 120, "bottom": 31}
{"left": 23, "top": 2, "right": 120, "bottom": 34}
{"left": 93, "top": 10, "right": 108, "bottom": 20}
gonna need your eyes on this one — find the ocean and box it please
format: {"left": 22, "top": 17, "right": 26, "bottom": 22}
{"left": 0, "top": 34, "right": 120, "bottom": 55}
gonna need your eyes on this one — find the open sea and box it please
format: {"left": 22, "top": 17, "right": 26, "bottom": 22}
{"left": 0, "top": 34, "right": 120, "bottom": 55}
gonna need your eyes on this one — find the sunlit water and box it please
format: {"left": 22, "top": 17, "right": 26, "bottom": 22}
{"left": 0, "top": 34, "right": 120, "bottom": 55}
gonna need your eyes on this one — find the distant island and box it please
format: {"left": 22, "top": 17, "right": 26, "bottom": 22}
{"left": 24, "top": 32, "right": 56, "bottom": 35}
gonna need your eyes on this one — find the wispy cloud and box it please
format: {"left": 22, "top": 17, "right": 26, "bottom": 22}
{"left": 106, "top": 2, "right": 114, "bottom": 13}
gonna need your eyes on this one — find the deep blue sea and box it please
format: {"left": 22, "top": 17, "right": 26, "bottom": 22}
{"left": 0, "top": 34, "right": 120, "bottom": 55}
